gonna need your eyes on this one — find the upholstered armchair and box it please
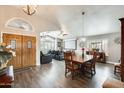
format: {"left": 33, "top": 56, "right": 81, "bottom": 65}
{"left": 40, "top": 51, "right": 52, "bottom": 64}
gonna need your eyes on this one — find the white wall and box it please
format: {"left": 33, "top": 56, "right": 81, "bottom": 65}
{"left": 0, "top": 32, "right": 1, "bottom": 43}
{"left": 36, "top": 32, "right": 41, "bottom": 65}
{"left": 76, "top": 32, "right": 121, "bottom": 63}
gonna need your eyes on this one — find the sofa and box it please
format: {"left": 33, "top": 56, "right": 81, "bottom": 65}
{"left": 48, "top": 50, "right": 56, "bottom": 59}
{"left": 40, "top": 51, "right": 52, "bottom": 64}
{"left": 54, "top": 50, "right": 64, "bottom": 61}
{"left": 47, "top": 50, "right": 64, "bottom": 61}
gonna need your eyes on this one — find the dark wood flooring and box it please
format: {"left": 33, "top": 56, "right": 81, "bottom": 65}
{"left": 14, "top": 60, "right": 120, "bottom": 88}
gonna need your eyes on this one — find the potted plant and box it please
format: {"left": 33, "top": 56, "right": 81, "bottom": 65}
{"left": 0, "top": 43, "right": 13, "bottom": 76}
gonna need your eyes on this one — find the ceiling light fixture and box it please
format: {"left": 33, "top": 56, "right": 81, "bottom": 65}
{"left": 79, "top": 12, "right": 86, "bottom": 48}
{"left": 23, "top": 5, "right": 37, "bottom": 15}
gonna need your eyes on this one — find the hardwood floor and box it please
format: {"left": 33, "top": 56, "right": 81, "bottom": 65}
{"left": 14, "top": 60, "right": 120, "bottom": 88}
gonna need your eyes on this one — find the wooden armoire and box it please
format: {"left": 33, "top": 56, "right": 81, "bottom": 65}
{"left": 119, "top": 18, "right": 124, "bottom": 82}
{"left": 3, "top": 33, "right": 36, "bottom": 69}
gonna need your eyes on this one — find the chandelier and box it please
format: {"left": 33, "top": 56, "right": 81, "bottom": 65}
{"left": 23, "top": 5, "right": 37, "bottom": 15}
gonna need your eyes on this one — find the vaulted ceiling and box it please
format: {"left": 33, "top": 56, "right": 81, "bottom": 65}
{"left": 0, "top": 5, "right": 123, "bottom": 39}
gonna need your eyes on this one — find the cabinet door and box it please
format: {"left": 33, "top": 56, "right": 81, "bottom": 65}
{"left": 22, "top": 36, "right": 36, "bottom": 67}
{"left": 3, "top": 33, "right": 22, "bottom": 69}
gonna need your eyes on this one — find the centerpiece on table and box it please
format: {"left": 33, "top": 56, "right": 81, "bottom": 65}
{"left": 81, "top": 48, "right": 85, "bottom": 58}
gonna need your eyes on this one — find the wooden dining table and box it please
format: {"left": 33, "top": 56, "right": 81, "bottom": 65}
{"left": 71, "top": 54, "right": 93, "bottom": 77}
{"left": 72, "top": 54, "right": 93, "bottom": 64}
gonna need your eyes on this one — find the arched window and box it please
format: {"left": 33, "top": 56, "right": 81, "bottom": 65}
{"left": 5, "top": 18, "right": 33, "bottom": 32}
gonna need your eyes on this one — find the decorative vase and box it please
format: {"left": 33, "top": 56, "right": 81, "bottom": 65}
{"left": 81, "top": 48, "right": 85, "bottom": 58}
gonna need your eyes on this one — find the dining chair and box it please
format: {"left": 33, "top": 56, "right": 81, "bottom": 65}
{"left": 82, "top": 55, "right": 97, "bottom": 77}
{"left": 64, "top": 52, "right": 80, "bottom": 79}
{"left": 114, "top": 60, "right": 121, "bottom": 74}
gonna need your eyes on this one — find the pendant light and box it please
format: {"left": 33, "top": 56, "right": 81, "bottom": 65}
{"left": 81, "top": 11, "right": 86, "bottom": 42}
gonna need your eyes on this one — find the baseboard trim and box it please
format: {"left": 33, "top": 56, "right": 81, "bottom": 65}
{"left": 106, "top": 61, "right": 117, "bottom": 64}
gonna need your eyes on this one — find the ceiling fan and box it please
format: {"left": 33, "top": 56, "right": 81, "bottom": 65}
{"left": 57, "top": 30, "right": 68, "bottom": 37}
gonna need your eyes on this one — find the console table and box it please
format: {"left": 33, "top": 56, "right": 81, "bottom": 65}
{"left": 0, "top": 66, "right": 14, "bottom": 88}
{"left": 86, "top": 51, "right": 106, "bottom": 63}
